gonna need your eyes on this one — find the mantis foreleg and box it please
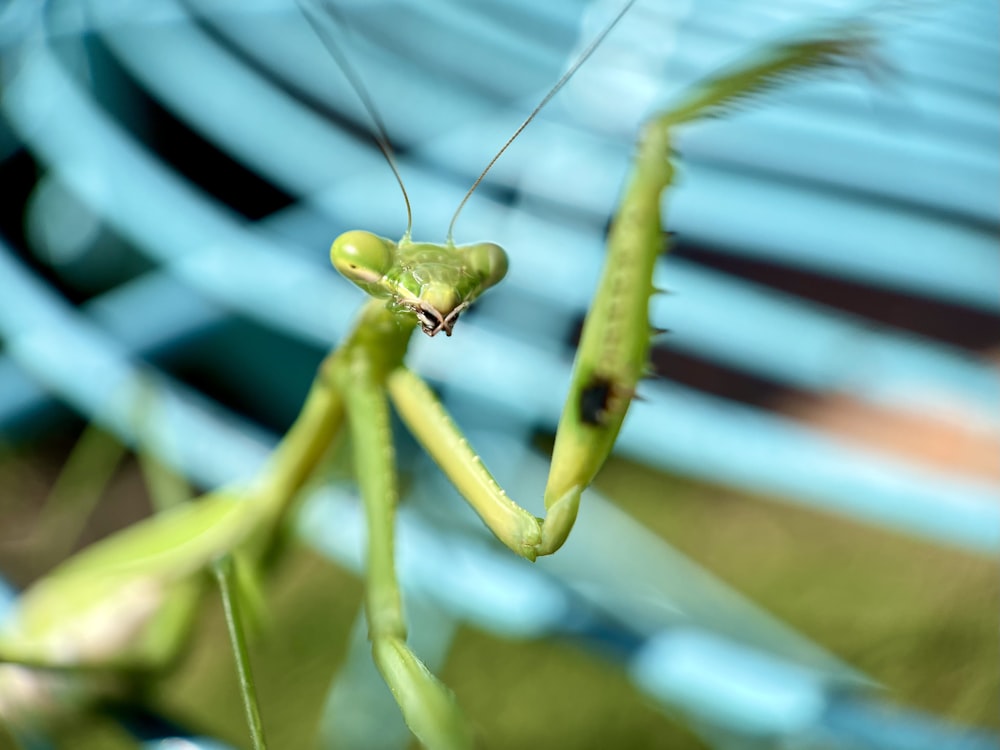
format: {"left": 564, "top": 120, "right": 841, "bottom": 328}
{"left": 389, "top": 25, "right": 872, "bottom": 562}
{"left": 388, "top": 367, "right": 544, "bottom": 558}
{"left": 335, "top": 352, "right": 473, "bottom": 750}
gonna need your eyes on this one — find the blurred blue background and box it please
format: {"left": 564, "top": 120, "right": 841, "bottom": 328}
{"left": 0, "top": 0, "right": 997, "bottom": 748}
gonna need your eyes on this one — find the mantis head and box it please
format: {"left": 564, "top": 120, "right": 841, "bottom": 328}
{"left": 331, "top": 230, "right": 508, "bottom": 337}
{"left": 317, "top": 0, "right": 636, "bottom": 338}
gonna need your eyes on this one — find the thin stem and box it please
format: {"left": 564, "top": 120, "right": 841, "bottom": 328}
{"left": 214, "top": 556, "right": 268, "bottom": 750}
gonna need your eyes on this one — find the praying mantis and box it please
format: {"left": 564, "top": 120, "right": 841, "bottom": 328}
{"left": 0, "top": 1, "right": 876, "bottom": 748}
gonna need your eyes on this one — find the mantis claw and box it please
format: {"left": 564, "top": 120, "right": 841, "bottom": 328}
{"left": 537, "top": 486, "right": 583, "bottom": 557}
{"left": 372, "top": 637, "right": 474, "bottom": 750}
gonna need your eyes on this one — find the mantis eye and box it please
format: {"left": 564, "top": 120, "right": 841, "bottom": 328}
{"left": 464, "top": 242, "right": 508, "bottom": 290}
{"left": 331, "top": 230, "right": 394, "bottom": 286}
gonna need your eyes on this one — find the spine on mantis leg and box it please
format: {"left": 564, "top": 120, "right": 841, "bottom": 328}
{"left": 662, "top": 25, "right": 874, "bottom": 128}
{"left": 540, "top": 23, "right": 874, "bottom": 555}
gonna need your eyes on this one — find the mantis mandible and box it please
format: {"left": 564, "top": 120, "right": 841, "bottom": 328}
{"left": 0, "top": 1, "right": 873, "bottom": 747}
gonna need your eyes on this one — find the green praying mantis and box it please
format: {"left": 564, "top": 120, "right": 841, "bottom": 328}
{"left": 0, "top": 1, "right": 875, "bottom": 748}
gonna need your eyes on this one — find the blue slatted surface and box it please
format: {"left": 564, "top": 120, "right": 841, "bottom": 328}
{"left": 1, "top": 0, "right": 996, "bottom": 747}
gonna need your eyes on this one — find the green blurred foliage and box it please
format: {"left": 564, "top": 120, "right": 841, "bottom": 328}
{"left": 1, "top": 430, "right": 995, "bottom": 748}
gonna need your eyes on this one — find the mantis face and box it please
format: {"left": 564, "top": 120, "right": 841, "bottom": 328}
{"left": 331, "top": 230, "right": 508, "bottom": 336}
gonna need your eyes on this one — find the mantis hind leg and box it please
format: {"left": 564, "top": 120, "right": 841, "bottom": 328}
{"left": 336, "top": 359, "right": 473, "bottom": 750}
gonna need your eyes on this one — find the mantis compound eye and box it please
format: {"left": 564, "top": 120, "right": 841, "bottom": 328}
{"left": 464, "top": 242, "right": 509, "bottom": 290}
{"left": 331, "top": 230, "right": 394, "bottom": 286}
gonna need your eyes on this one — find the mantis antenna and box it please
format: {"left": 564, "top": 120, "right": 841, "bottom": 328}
{"left": 300, "top": 0, "right": 637, "bottom": 242}
{"left": 297, "top": 0, "right": 414, "bottom": 238}
{"left": 447, "top": 0, "right": 639, "bottom": 243}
